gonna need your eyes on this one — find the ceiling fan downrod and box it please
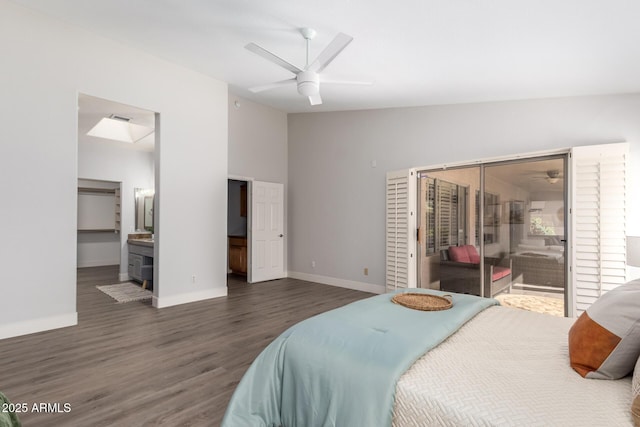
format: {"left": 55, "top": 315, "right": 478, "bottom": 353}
{"left": 300, "top": 27, "right": 316, "bottom": 68}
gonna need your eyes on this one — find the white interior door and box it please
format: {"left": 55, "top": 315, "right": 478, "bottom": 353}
{"left": 250, "top": 181, "right": 284, "bottom": 283}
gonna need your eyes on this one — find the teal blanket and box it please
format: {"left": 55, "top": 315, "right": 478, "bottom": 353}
{"left": 0, "top": 393, "right": 21, "bottom": 427}
{"left": 222, "top": 289, "right": 497, "bottom": 427}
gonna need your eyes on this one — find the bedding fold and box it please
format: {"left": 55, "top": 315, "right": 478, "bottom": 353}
{"left": 222, "top": 289, "right": 497, "bottom": 427}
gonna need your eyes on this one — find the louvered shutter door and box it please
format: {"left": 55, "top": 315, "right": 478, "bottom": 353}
{"left": 386, "top": 169, "right": 417, "bottom": 291}
{"left": 571, "top": 142, "right": 628, "bottom": 316}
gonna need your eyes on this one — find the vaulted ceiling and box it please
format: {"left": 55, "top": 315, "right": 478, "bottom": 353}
{"left": 11, "top": 0, "right": 640, "bottom": 112}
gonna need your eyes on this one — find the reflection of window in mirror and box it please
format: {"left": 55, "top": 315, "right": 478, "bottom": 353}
{"left": 144, "top": 196, "right": 153, "bottom": 230}
{"left": 529, "top": 201, "right": 563, "bottom": 236}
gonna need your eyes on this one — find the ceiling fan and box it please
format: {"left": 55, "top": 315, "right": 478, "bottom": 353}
{"left": 245, "top": 28, "right": 372, "bottom": 106}
{"left": 530, "top": 169, "right": 564, "bottom": 184}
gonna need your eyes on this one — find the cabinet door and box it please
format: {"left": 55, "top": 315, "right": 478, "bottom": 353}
{"left": 128, "top": 256, "right": 135, "bottom": 278}
{"left": 128, "top": 254, "right": 143, "bottom": 280}
{"left": 229, "top": 246, "right": 242, "bottom": 272}
{"left": 134, "top": 257, "right": 142, "bottom": 279}
{"left": 229, "top": 242, "right": 248, "bottom": 275}
{"left": 238, "top": 246, "right": 247, "bottom": 274}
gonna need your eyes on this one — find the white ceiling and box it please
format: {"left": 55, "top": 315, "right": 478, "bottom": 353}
{"left": 12, "top": 0, "right": 640, "bottom": 113}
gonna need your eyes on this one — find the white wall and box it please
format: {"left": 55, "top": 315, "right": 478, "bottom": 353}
{"left": 228, "top": 95, "right": 287, "bottom": 183}
{"left": 288, "top": 94, "right": 640, "bottom": 292}
{"left": 77, "top": 231, "right": 120, "bottom": 268}
{"left": 227, "top": 94, "right": 288, "bottom": 272}
{"left": 78, "top": 139, "right": 154, "bottom": 272}
{"left": 0, "top": 1, "right": 228, "bottom": 339}
{"left": 77, "top": 178, "right": 121, "bottom": 268}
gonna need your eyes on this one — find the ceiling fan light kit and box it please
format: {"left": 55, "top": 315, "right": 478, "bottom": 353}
{"left": 245, "top": 27, "right": 372, "bottom": 106}
{"left": 297, "top": 70, "right": 319, "bottom": 96}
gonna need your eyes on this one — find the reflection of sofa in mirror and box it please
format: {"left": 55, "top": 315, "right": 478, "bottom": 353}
{"left": 439, "top": 245, "right": 512, "bottom": 297}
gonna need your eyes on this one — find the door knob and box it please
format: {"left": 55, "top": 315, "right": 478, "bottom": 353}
{"left": 279, "top": 234, "right": 284, "bottom": 237}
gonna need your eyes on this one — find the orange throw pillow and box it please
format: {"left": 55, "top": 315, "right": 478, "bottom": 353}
{"left": 568, "top": 281, "right": 640, "bottom": 379}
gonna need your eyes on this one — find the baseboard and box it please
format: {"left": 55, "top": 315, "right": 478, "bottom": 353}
{"left": 0, "top": 312, "right": 77, "bottom": 340}
{"left": 152, "top": 287, "right": 228, "bottom": 309}
{"left": 287, "top": 271, "right": 385, "bottom": 294}
{"left": 77, "top": 260, "right": 120, "bottom": 268}
{"left": 119, "top": 273, "right": 130, "bottom": 282}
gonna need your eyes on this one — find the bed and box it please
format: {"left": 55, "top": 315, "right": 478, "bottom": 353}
{"left": 393, "top": 306, "right": 631, "bottom": 426}
{"left": 511, "top": 240, "right": 565, "bottom": 289}
{"left": 222, "top": 288, "right": 635, "bottom": 427}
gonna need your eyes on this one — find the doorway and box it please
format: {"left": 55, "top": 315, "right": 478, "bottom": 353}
{"left": 417, "top": 155, "right": 568, "bottom": 316}
{"left": 77, "top": 94, "right": 157, "bottom": 311}
{"left": 227, "top": 179, "right": 286, "bottom": 285}
{"left": 228, "top": 179, "right": 249, "bottom": 282}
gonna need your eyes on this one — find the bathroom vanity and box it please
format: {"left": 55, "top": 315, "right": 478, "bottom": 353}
{"left": 128, "top": 234, "right": 154, "bottom": 289}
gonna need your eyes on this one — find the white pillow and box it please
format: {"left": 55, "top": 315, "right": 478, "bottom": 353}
{"left": 633, "top": 356, "right": 640, "bottom": 426}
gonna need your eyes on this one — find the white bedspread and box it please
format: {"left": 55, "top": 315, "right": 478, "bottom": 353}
{"left": 392, "top": 306, "right": 632, "bottom": 426}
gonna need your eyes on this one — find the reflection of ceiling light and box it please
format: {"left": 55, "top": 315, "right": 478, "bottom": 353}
{"left": 135, "top": 188, "right": 155, "bottom": 198}
{"left": 87, "top": 114, "right": 154, "bottom": 143}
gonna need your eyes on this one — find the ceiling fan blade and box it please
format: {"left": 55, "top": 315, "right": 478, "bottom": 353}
{"left": 307, "top": 33, "right": 353, "bottom": 73}
{"left": 248, "top": 78, "right": 296, "bottom": 93}
{"left": 308, "top": 93, "right": 322, "bottom": 106}
{"left": 245, "top": 43, "right": 303, "bottom": 75}
{"left": 320, "top": 75, "right": 374, "bottom": 86}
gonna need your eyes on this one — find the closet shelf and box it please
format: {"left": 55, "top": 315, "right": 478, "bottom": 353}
{"left": 78, "top": 228, "right": 118, "bottom": 233}
{"left": 78, "top": 187, "right": 116, "bottom": 195}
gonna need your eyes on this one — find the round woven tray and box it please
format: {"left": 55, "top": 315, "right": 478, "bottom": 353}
{"left": 391, "top": 293, "right": 453, "bottom": 311}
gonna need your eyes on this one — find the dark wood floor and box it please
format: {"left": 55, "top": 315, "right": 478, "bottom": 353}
{"left": 0, "top": 266, "right": 372, "bottom": 426}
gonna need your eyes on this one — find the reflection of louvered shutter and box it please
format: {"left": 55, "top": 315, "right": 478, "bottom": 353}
{"left": 571, "top": 142, "right": 628, "bottom": 316}
{"left": 386, "top": 169, "right": 417, "bottom": 291}
{"left": 437, "top": 181, "right": 460, "bottom": 249}
{"left": 438, "top": 180, "right": 452, "bottom": 248}
{"left": 426, "top": 179, "right": 436, "bottom": 253}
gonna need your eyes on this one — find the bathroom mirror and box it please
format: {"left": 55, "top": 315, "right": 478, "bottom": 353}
{"left": 135, "top": 188, "right": 154, "bottom": 232}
